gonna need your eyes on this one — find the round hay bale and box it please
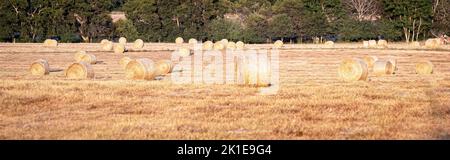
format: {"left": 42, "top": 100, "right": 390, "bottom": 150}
{"left": 119, "top": 37, "right": 127, "bottom": 45}
{"left": 221, "top": 39, "right": 229, "bottom": 46}
{"left": 133, "top": 39, "right": 144, "bottom": 49}
{"left": 377, "top": 40, "right": 388, "bottom": 47}
{"left": 363, "top": 56, "right": 378, "bottom": 69}
{"left": 177, "top": 48, "right": 191, "bottom": 57}
{"left": 102, "top": 41, "right": 113, "bottom": 51}
{"left": 368, "top": 40, "right": 377, "bottom": 48}
{"left": 203, "top": 41, "right": 213, "bottom": 50}
{"left": 425, "top": 38, "right": 440, "bottom": 49}
{"left": 274, "top": 40, "right": 283, "bottom": 49}
{"left": 43, "top": 39, "right": 58, "bottom": 47}
{"left": 119, "top": 57, "right": 132, "bottom": 69}
{"left": 363, "top": 41, "right": 369, "bottom": 48}
{"left": 155, "top": 60, "right": 174, "bottom": 75}
{"left": 227, "top": 41, "right": 236, "bottom": 50}
{"left": 188, "top": 38, "right": 198, "bottom": 44}
{"left": 213, "top": 42, "right": 225, "bottom": 50}
{"left": 416, "top": 61, "right": 433, "bottom": 74}
{"left": 125, "top": 58, "right": 157, "bottom": 80}
{"left": 324, "top": 41, "right": 334, "bottom": 46}
{"left": 100, "top": 39, "right": 109, "bottom": 45}
{"left": 65, "top": 62, "right": 94, "bottom": 79}
{"left": 79, "top": 54, "right": 97, "bottom": 64}
{"left": 175, "top": 37, "right": 184, "bottom": 44}
{"left": 74, "top": 51, "right": 87, "bottom": 62}
{"left": 236, "top": 41, "right": 245, "bottom": 50}
{"left": 338, "top": 58, "right": 369, "bottom": 81}
{"left": 30, "top": 59, "right": 50, "bottom": 76}
{"left": 114, "top": 44, "right": 126, "bottom": 54}
{"left": 373, "top": 61, "right": 394, "bottom": 76}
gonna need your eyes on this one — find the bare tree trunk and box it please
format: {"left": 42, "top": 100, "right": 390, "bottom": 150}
{"left": 416, "top": 18, "right": 422, "bottom": 41}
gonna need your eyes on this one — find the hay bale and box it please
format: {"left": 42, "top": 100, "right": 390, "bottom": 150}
{"left": 363, "top": 41, "right": 369, "bottom": 48}
{"left": 377, "top": 40, "right": 388, "bottom": 48}
{"left": 114, "top": 44, "right": 126, "bottom": 54}
{"left": 227, "top": 41, "right": 236, "bottom": 50}
{"left": 177, "top": 48, "right": 191, "bottom": 57}
{"left": 416, "top": 61, "right": 433, "bottom": 74}
{"left": 125, "top": 58, "right": 157, "bottom": 80}
{"left": 119, "top": 57, "right": 132, "bottom": 69}
{"left": 65, "top": 62, "right": 94, "bottom": 79}
{"left": 221, "top": 39, "right": 229, "bottom": 46}
{"left": 119, "top": 37, "right": 127, "bottom": 45}
{"left": 74, "top": 51, "right": 87, "bottom": 62}
{"left": 100, "top": 39, "right": 109, "bottom": 45}
{"left": 203, "top": 41, "right": 213, "bottom": 50}
{"left": 175, "top": 37, "right": 184, "bottom": 44}
{"left": 102, "top": 41, "right": 113, "bottom": 51}
{"left": 188, "top": 38, "right": 198, "bottom": 44}
{"left": 363, "top": 55, "right": 378, "bottom": 69}
{"left": 368, "top": 40, "right": 377, "bottom": 48}
{"left": 155, "top": 60, "right": 174, "bottom": 75}
{"left": 43, "top": 39, "right": 58, "bottom": 47}
{"left": 324, "top": 41, "right": 334, "bottom": 46}
{"left": 78, "top": 54, "right": 97, "bottom": 64}
{"left": 274, "top": 40, "right": 283, "bottom": 48}
{"left": 213, "top": 42, "right": 225, "bottom": 50}
{"left": 30, "top": 59, "right": 50, "bottom": 76}
{"left": 338, "top": 58, "right": 369, "bottom": 81}
{"left": 373, "top": 61, "right": 394, "bottom": 76}
{"left": 133, "top": 39, "right": 144, "bottom": 49}
{"left": 425, "top": 38, "right": 440, "bottom": 49}
{"left": 236, "top": 41, "right": 245, "bottom": 50}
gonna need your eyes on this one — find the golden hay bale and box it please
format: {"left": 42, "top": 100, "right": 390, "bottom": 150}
{"left": 155, "top": 60, "right": 174, "bottom": 76}
{"left": 74, "top": 51, "right": 87, "bottom": 62}
{"left": 274, "top": 40, "right": 283, "bottom": 48}
{"left": 78, "top": 54, "right": 97, "bottom": 64}
{"left": 65, "top": 62, "right": 94, "bottom": 79}
{"left": 338, "top": 58, "right": 369, "bottom": 81}
{"left": 236, "top": 41, "right": 245, "bottom": 50}
{"left": 227, "top": 41, "right": 236, "bottom": 50}
{"left": 102, "top": 41, "right": 113, "bottom": 51}
{"left": 177, "top": 48, "right": 191, "bottom": 57}
{"left": 119, "top": 57, "right": 132, "bottom": 69}
{"left": 30, "top": 59, "right": 50, "bottom": 76}
{"left": 133, "top": 39, "right": 144, "bottom": 49}
{"left": 373, "top": 61, "right": 394, "bottom": 76}
{"left": 221, "top": 39, "right": 229, "bottom": 45}
{"left": 363, "top": 41, "right": 369, "bottom": 48}
{"left": 238, "top": 55, "right": 271, "bottom": 87}
{"left": 324, "top": 41, "right": 334, "bottom": 46}
{"left": 377, "top": 40, "right": 388, "bottom": 47}
{"left": 416, "top": 61, "right": 433, "bottom": 74}
{"left": 363, "top": 55, "right": 378, "bottom": 69}
{"left": 213, "top": 42, "right": 225, "bottom": 50}
{"left": 100, "top": 39, "right": 109, "bottom": 45}
{"left": 43, "top": 39, "right": 58, "bottom": 47}
{"left": 125, "top": 58, "right": 157, "bottom": 80}
{"left": 203, "top": 41, "right": 213, "bottom": 50}
{"left": 368, "top": 40, "right": 377, "bottom": 48}
{"left": 119, "top": 37, "right": 127, "bottom": 44}
{"left": 425, "top": 38, "right": 440, "bottom": 49}
{"left": 114, "top": 44, "right": 126, "bottom": 54}
{"left": 175, "top": 37, "right": 184, "bottom": 44}
{"left": 188, "top": 38, "right": 198, "bottom": 44}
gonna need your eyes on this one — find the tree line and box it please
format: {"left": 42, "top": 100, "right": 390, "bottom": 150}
{"left": 0, "top": 0, "right": 448, "bottom": 43}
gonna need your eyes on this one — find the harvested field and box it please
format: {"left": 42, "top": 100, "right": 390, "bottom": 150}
{"left": 0, "top": 43, "right": 449, "bottom": 140}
